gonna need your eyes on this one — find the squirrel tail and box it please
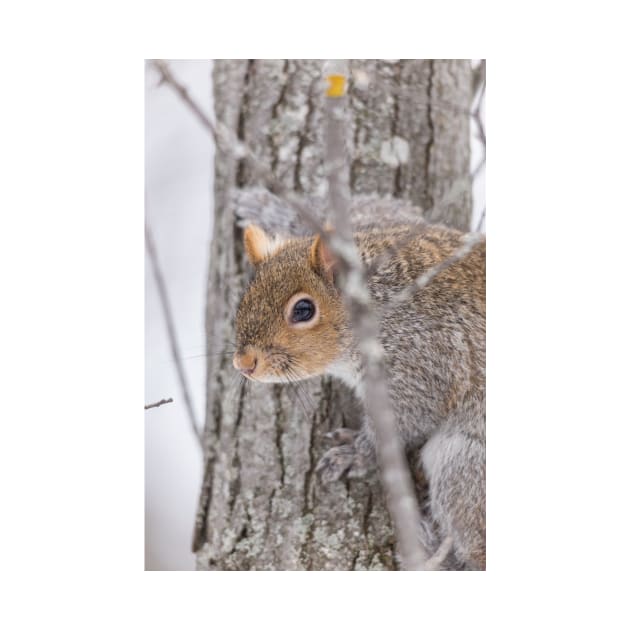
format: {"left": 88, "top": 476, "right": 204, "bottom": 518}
{"left": 416, "top": 515, "right": 466, "bottom": 571}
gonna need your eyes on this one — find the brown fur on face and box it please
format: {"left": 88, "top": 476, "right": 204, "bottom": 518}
{"left": 235, "top": 228, "right": 349, "bottom": 383}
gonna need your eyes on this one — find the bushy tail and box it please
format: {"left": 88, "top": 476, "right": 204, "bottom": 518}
{"left": 416, "top": 514, "right": 465, "bottom": 571}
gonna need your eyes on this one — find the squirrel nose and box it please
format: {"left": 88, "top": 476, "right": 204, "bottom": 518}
{"left": 233, "top": 351, "right": 258, "bottom": 376}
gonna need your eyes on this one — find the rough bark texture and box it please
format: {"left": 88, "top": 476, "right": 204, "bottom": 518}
{"left": 194, "top": 60, "right": 472, "bottom": 570}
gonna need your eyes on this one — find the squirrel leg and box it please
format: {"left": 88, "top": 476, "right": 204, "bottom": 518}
{"left": 316, "top": 426, "right": 376, "bottom": 484}
{"left": 421, "top": 429, "right": 486, "bottom": 570}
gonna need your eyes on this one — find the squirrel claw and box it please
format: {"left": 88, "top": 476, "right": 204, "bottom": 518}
{"left": 324, "top": 428, "right": 358, "bottom": 446}
{"left": 316, "top": 442, "right": 370, "bottom": 484}
{"left": 316, "top": 445, "right": 355, "bottom": 483}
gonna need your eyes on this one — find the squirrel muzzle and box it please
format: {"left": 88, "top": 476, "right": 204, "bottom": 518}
{"left": 233, "top": 349, "right": 259, "bottom": 379}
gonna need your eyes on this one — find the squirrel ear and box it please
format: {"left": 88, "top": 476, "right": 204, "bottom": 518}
{"left": 243, "top": 224, "right": 273, "bottom": 265}
{"left": 309, "top": 233, "right": 337, "bottom": 282}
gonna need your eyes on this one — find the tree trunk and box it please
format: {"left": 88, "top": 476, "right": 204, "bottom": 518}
{"left": 194, "top": 59, "right": 473, "bottom": 570}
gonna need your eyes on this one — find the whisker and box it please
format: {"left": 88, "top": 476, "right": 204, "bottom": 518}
{"left": 287, "top": 379, "right": 309, "bottom": 418}
{"left": 285, "top": 366, "right": 314, "bottom": 418}
{"left": 182, "top": 350, "right": 236, "bottom": 360}
{"left": 226, "top": 371, "right": 246, "bottom": 410}
{"left": 290, "top": 365, "right": 317, "bottom": 414}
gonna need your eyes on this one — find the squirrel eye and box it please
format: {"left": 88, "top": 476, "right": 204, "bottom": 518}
{"left": 291, "top": 299, "right": 315, "bottom": 323}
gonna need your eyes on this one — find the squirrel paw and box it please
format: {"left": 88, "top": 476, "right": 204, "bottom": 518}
{"left": 324, "top": 428, "right": 358, "bottom": 445}
{"left": 316, "top": 441, "right": 371, "bottom": 484}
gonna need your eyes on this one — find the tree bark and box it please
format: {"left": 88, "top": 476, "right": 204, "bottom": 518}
{"left": 194, "top": 59, "right": 473, "bottom": 570}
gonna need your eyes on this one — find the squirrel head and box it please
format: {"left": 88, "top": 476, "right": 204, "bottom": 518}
{"left": 233, "top": 224, "right": 348, "bottom": 383}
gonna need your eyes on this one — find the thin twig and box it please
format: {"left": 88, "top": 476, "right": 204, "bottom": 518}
{"left": 472, "top": 156, "right": 486, "bottom": 180}
{"left": 363, "top": 175, "right": 471, "bottom": 278}
{"left": 471, "top": 72, "right": 486, "bottom": 164}
{"left": 390, "top": 232, "right": 485, "bottom": 308}
{"left": 151, "top": 60, "right": 220, "bottom": 143}
{"left": 145, "top": 223, "right": 203, "bottom": 450}
{"left": 476, "top": 206, "right": 486, "bottom": 233}
{"left": 145, "top": 398, "right": 174, "bottom": 410}
{"left": 471, "top": 60, "right": 486, "bottom": 233}
{"left": 323, "top": 60, "right": 430, "bottom": 571}
{"left": 471, "top": 60, "right": 486, "bottom": 111}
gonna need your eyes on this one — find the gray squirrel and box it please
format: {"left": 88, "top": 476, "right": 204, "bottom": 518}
{"left": 232, "top": 188, "right": 486, "bottom": 570}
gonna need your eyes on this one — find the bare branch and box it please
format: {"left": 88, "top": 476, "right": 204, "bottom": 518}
{"left": 322, "top": 61, "right": 430, "bottom": 571}
{"left": 473, "top": 109, "right": 486, "bottom": 146}
{"left": 390, "top": 232, "right": 485, "bottom": 308}
{"left": 476, "top": 206, "right": 486, "bottom": 233}
{"left": 151, "top": 60, "right": 219, "bottom": 142}
{"left": 150, "top": 59, "right": 325, "bottom": 236}
{"left": 363, "top": 175, "right": 471, "bottom": 278}
{"left": 144, "top": 398, "right": 174, "bottom": 410}
{"left": 471, "top": 62, "right": 486, "bottom": 164}
{"left": 470, "top": 60, "right": 486, "bottom": 233}
{"left": 472, "top": 155, "right": 486, "bottom": 180}
{"left": 471, "top": 60, "right": 486, "bottom": 103}
{"left": 145, "top": 223, "right": 203, "bottom": 450}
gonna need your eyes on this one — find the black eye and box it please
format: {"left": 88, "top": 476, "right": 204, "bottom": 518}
{"left": 291, "top": 299, "right": 315, "bottom": 323}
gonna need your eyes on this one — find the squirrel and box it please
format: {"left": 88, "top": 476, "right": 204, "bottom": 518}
{"left": 232, "top": 189, "right": 486, "bottom": 570}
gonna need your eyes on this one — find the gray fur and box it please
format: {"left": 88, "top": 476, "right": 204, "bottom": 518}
{"left": 234, "top": 189, "right": 486, "bottom": 570}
